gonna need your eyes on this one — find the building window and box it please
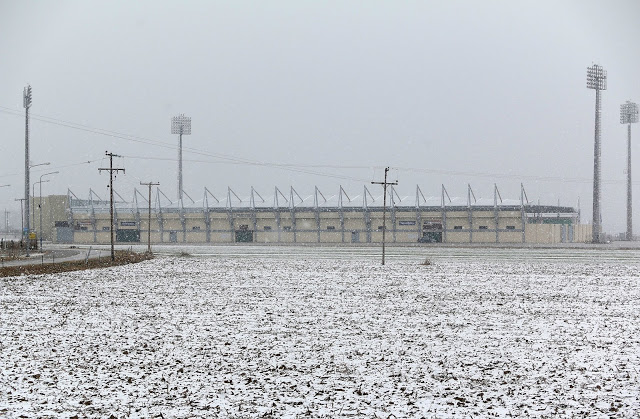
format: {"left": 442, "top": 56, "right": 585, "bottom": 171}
{"left": 192, "top": 226, "right": 201, "bottom": 230}
{"left": 453, "top": 226, "right": 463, "bottom": 230}
{"left": 283, "top": 226, "right": 292, "bottom": 231}
{"left": 506, "top": 225, "right": 516, "bottom": 230}
{"left": 263, "top": 226, "right": 272, "bottom": 231}
{"left": 102, "top": 226, "right": 110, "bottom": 231}
{"left": 327, "top": 226, "right": 336, "bottom": 230}
{"left": 479, "top": 226, "right": 488, "bottom": 230}
{"left": 378, "top": 226, "right": 385, "bottom": 230}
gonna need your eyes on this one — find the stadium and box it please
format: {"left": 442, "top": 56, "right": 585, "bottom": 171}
{"left": 33, "top": 184, "right": 591, "bottom": 246}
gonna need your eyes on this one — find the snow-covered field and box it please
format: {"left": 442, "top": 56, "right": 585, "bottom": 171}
{"left": 1, "top": 246, "right": 639, "bottom": 417}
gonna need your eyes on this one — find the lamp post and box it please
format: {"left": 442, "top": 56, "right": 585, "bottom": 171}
{"left": 15, "top": 198, "right": 25, "bottom": 247}
{"left": 31, "top": 163, "right": 50, "bottom": 169}
{"left": 33, "top": 180, "right": 49, "bottom": 247}
{"left": 586, "top": 64, "right": 607, "bottom": 243}
{"left": 26, "top": 161, "right": 50, "bottom": 252}
{"left": 140, "top": 181, "right": 159, "bottom": 253}
{"left": 39, "top": 171, "right": 58, "bottom": 250}
{"left": 171, "top": 114, "right": 191, "bottom": 201}
{"left": 620, "top": 101, "right": 639, "bottom": 240}
{"left": 0, "top": 185, "right": 9, "bottom": 240}
{"left": 0, "top": 185, "right": 9, "bottom": 239}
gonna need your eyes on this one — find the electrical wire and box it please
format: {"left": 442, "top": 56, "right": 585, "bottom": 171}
{"left": 0, "top": 107, "right": 371, "bottom": 182}
{"left": 0, "top": 159, "right": 101, "bottom": 180}
{"left": 0, "top": 105, "right": 633, "bottom": 186}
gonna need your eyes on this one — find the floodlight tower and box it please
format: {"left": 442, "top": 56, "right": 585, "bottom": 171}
{"left": 586, "top": 64, "right": 607, "bottom": 243}
{"left": 23, "top": 85, "right": 32, "bottom": 255}
{"left": 621, "top": 100, "right": 639, "bottom": 240}
{"left": 171, "top": 114, "right": 191, "bottom": 201}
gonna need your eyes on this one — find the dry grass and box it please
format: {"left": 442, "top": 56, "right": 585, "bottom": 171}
{"left": 0, "top": 251, "right": 153, "bottom": 278}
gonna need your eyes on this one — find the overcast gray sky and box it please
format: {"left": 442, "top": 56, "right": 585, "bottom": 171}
{"left": 1, "top": 0, "right": 640, "bottom": 233}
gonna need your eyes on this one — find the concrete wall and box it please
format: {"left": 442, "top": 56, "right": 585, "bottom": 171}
{"left": 32, "top": 195, "right": 69, "bottom": 241}
{"left": 524, "top": 224, "right": 592, "bottom": 244}
{"left": 58, "top": 205, "right": 589, "bottom": 245}
{"left": 573, "top": 224, "right": 592, "bottom": 243}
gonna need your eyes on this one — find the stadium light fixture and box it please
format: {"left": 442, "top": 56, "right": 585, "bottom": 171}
{"left": 586, "top": 64, "right": 607, "bottom": 243}
{"left": 23, "top": 85, "right": 32, "bottom": 256}
{"left": 171, "top": 114, "right": 192, "bottom": 201}
{"left": 621, "top": 100, "right": 638, "bottom": 240}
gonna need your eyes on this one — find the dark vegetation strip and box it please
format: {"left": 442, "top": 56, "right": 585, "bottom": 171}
{"left": 0, "top": 251, "right": 154, "bottom": 278}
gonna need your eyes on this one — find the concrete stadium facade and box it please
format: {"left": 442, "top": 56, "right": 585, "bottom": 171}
{"left": 35, "top": 186, "right": 591, "bottom": 245}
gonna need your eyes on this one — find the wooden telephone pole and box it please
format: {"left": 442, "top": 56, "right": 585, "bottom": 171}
{"left": 371, "top": 167, "right": 398, "bottom": 265}
{"left": 140, "top": 181, "right": 159, "bottom": 253}
{"left": 99, "top": 151, "right": 125, "bottom": 261}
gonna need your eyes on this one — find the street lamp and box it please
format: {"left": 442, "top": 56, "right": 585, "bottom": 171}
{"left": 621, "top": 100, "right": 639, "bottom": 240}
{"left": 171, "top": 114, "right": 191, "bottom": 201}
{"left": 24, "top": 161, "right": 50, "bottom": 254}
{"left": 15, "top": 198, "right": 25, "bottom": 245}
{"left": 30, "top": 162, "right": 50, "bottom": 169}
{"left": 38, "top": 171, "right": 58, "bottom": 250}
{"left": 0, "top": 185, "right": 10, "bottom": 240}
{"left": 28, "top": 163, "right": 50, "bottom": 229}
{"left": 587, "top": 64, "right": 607, "bottom": 243}
{"left": 32, "top": 180, "right": 49, "bottom": 247}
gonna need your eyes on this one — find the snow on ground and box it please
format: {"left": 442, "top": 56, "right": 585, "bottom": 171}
{"left": 1, "top": 247, "right": 639, "bottom": 417}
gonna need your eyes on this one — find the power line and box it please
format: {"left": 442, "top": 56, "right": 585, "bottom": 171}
{"left": 119, "top": 154, "right": 637, "bottom": 186}
{"left": 1, "top": 105, "right": 634, "bottom": 187}
{"left": 0, "top": 159, "right": 102, "bottom": 180}
{"left": 0, "top": 107, "right": 371, "bottom": 182}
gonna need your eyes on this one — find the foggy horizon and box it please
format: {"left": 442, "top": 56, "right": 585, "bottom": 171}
{"left": 2, "top": 1, "right": 640, "bottom": 234}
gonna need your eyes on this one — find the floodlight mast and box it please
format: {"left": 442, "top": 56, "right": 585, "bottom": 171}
{"left": 586, "top": 64, "right": 607, "bottom": 243}
{"left": 621, "top": 101, "right": 639, "bottom": 241}
{"left": 23, "top": 85, "right": 32, "bottom": 256}
{"left": 171, "top": 114, "right": 192, "bottom": 201}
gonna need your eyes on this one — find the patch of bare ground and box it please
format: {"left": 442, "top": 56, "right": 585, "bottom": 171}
{"left": 0, "top": 251, "right": 153, "bottom": 277}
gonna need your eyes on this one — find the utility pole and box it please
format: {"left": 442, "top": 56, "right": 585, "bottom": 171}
{"left": 371, "top": 167, "right": 398, "bottom": 265}
{"left": 99, "top": 151, "right": 125, "bottom": 261}
{"left": 23, "top": 85, "right": 32, "bottom": 256}
{"left": 620, "top": 100, "right": 638, "bottom": 241}
{"left": 140, "top": 181, "right": 159, "bottom": 253}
